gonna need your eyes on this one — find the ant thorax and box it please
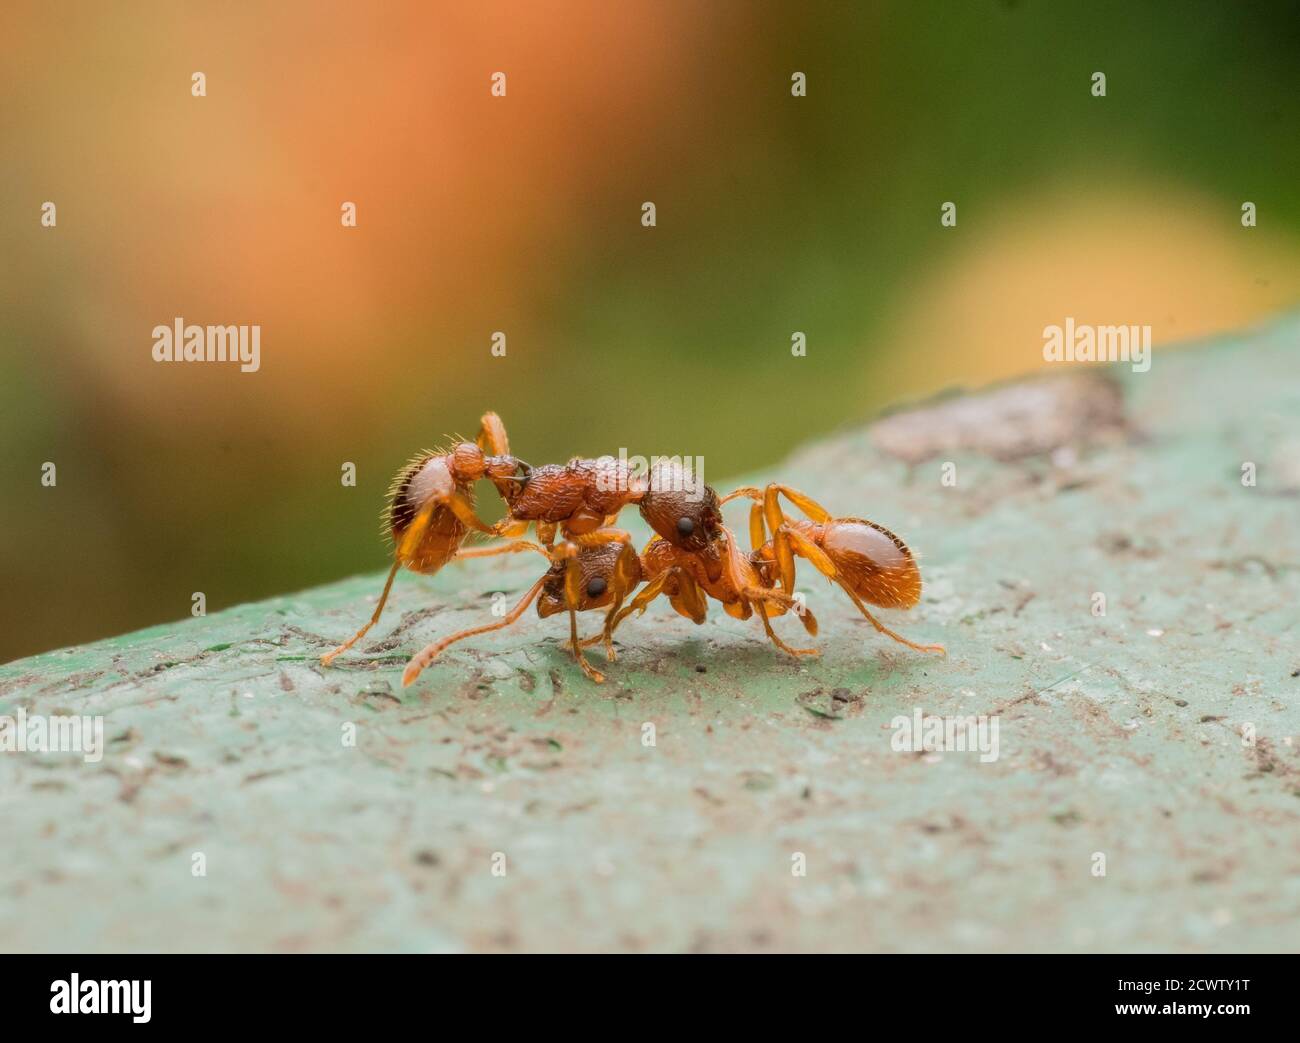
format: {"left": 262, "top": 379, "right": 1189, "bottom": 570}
{"left": 587, "top": 455, "right": 647, "bottom": 509}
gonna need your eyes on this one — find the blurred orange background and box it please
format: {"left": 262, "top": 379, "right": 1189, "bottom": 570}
{"left": 1, "top": 0, "right": 1298, "bottom": 660}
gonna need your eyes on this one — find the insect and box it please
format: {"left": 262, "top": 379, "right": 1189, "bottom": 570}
{"left": 399, "top": 538, "right": 644, "bottom": 686}
{"left": 598, "top": 522, "right": 819, "bottom": 658}
{"left": 398, "top": 458, "right": 734, "bottom": 685}
{"left": 321, "top": 413, "right": 942, "bottom": 681}
{"left": 582, "top": 470, "right": 819, "bottom": 658}
{"left": 320, "top": 413, "right": 533, "bottom": 667}
{"left": 489, "top": 444, "right": 722, "bottom": 558}
{"left": 488, "top": 454, "right": 644, "bottom": 547}
{"left": 721, "top": 483, "right": 945, "bottom": 655}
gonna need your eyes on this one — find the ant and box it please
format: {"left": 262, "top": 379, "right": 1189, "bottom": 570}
{"left": 321, "top": 413, "right": 532, "bottom": 667}
{"left": 322, "top": 414, "right": 941, "bottom": 680}
{"left": 597, "top": 525, "right": 819, "bottom": 659}
{"left": 400, "top": 468, "right": 777, "bottom": 683}
{"left": 720, "top": 483, "right": 945, "bottom": 655}
{"left": 589, "top": 476, "right": 818, "bottom": 660}
{"left": 400, "top": 538, "right": 643, "bottom": 686}
{"left": 320, "top": 412, "right": 676, "bottom": 674}
{"left": 485, "top": 435, "right": 724, "bottom": 558}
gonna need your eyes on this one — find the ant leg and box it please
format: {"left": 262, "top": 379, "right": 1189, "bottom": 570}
{"left": 456, "top": 539, "right": 549, "bottom": 561}
{"left": 570, "top": 526, "right": 632, "bottom": 550}
{"left": 767, "top": 484, "right": 832, "bottom": 523}
{"left": 445, "top": 489, "right": 498, "bottom": 535}
{"left": 752, "top": 593, "right": 819, "bottom": 657}
{"left": 760, "top": 487, "right": 799, "bottom": 596}
{"left": 581, "top": 570, "right": 670, "bottom": 648}
{"left": 476, "top": 412, "right": 510, "bottom": 455}
{"left": 558, "top": 544, "right": 605, "bottom": 683}
{"left": 748, "top": 502, "right": 769, "bottom": 554}
{"left": 743, "top": 584, "right": 819, "bottom": 635}
{"left": 321, "top": 557, "right": 402, "bottom": 666}
{"left": 395, "top": 501, "right": 437, "bottom": 559}
{"left": 401, "top": 574, "right": 548, "bottom": 687}
{"left": 669, "top": 568, "right": 709, "bottom": 624}
{"left": 593, "top": 541, "right": 643, "bottom": 661}
{"left": 606, "top": 570, "right": 674, "bottom": 636}
{"left": 721, "top": 483, "right": 832, "bottom": 523}
{"left": 744, "top": 501, "right": 811, "bottom": 630}
{"left": 486, "top": 517, "right": 532, "bottom": 539}
{"left": 718, "top": 485, "right": 762, "bottom": 506}
{"left": 783, "top": 527, "right": 944, "bottom": 655}
{"left": 716, "top": 527, "right": 816, "bottom": 654}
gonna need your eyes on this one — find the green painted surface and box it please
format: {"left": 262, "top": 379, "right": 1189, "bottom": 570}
{"left": 2, "top": 318, "right": 1298, "bottom": 953}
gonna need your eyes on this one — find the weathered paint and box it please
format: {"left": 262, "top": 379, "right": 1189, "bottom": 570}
{"left": 2, "top": 318, "right": 1297, "bottom": 952}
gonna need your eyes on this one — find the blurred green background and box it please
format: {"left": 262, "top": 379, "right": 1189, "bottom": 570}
{"left": 2, "top": 0, "right": 1298, "bottom": 662}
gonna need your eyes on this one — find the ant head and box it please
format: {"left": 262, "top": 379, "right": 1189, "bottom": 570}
{"left": 485, "top": 455, "right": 532, "bottom": 502}
{"left": 537, "top": 543, "right": 636, "bottom": 618}
{"left": 447, "top": 443, "right": 530, "bottom": 499}
{"left": 447, "top": 442, "right": 488, "bottom": 483}
{"left": 639, "top": 471, "right": 722, "bottom": 553}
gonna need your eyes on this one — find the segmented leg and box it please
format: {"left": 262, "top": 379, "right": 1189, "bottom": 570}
{"left": 557, "top": 543, "right": 605, "bottom": 682}
{"left": 569, "top": 526, "right": 633, "bottom": 550}
{"left": 323, "top": 501, "right": 440, "bottom": 666}
{"left": 321, "top": 558, "right": 402, "bottom": 666}
{"left": 401, "top": 574, "right": 548, "bottom": 687}
{"left": 592, "top": 540, "right": 643, "bottom": 661}
{"left": 483, "top": 517, "right": 531, "bottom": 541}
{"left": 751, "top": 591, "right": 820, "bottom": 657}
{"left": 444, "top": 488, "right": 498, "bottom": 535}
{"left": 455, "top": 539, "right": 549, "bottom": 561}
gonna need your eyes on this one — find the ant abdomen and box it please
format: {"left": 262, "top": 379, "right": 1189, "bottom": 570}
{"left": 385, "top": 454, "right": 469, "bottom": 573}
{"left": 818, "top": 517, "right": 922, "bottom": 609}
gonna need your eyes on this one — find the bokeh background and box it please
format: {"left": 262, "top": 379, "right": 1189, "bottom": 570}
{"left": 2, "top": 0, "right": 1298, "bottom": 663}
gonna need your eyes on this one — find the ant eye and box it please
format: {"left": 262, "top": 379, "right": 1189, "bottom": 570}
{"left": 585, "top": 577, "right": 607, "bottom": 599}
{"left": 676, "top": 516, "right": 694, "bottom": 536}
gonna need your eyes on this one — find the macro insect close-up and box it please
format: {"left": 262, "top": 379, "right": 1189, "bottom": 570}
{"left": 320, "top": 416, "right": 944, "bottom": 686}
{"left": 4, "top": 0, "right": 1298, "bottom": 978}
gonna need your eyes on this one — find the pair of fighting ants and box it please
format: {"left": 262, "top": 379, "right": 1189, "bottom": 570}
{"left": 321, "top": 413, "right": 944, "bottom": 686}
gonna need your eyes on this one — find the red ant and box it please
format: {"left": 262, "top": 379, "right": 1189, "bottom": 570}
{"left": 323, "top": 415, "right": 941, "bottom": 680}
{"left": 323, "top": 416, "right": 713, "bottom": 674}
{"left": 592, "top": 476, "right": 818, "bottom": 659}
{"left": 485, "top": 433, "right": 726, "bottom": 559}
{"left": 404, "top": 477, "right": 815, "bottom": 680}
